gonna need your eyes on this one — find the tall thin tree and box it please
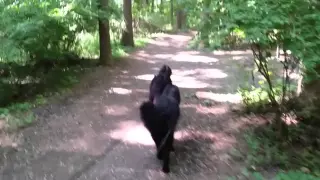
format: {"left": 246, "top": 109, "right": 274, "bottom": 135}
{"left": 98, "top": 0, "right": 112, "bottom": 65}
{"left": 151, "top": 0, "right": 154, "bottom": 12}
{"left": 170, "top": 0, "right": 174, "bottom": 29}
{"left": 121, "top": 0, "right": 134, "bottom": 47}
{"left": 159, "top": 0, "right": 163, "bottom": 13}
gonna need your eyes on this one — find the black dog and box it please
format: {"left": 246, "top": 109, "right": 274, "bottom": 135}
{"left": 149, "top": 64, "right": 172, "bottom": 102}
{"left": 139, "top": 83, "right": 181, "bottom": 173}
{"left": 158, "top": 64, "right": 172, "bottom": 82}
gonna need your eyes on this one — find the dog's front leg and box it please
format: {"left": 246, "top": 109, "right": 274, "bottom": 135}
{"left": 162, "top": 144, "right": 170, "bottom": 173}
{"left": 156, "top": 148, "right": 163, "bottom": 160}
{"left": 168, "top": 131, "right": 175, "bottom": 152}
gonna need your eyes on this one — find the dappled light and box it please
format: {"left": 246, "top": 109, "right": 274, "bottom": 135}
{"left": 121, "top": 70, "right": 129, "bottom": 74}
{"left": 135, "top": 73, "right": 212, "bottom": 89}
{"left": 135, "top": 67, "right": 228, "bottom": 89}
{"left": 48, "top": 127, "right": 111, "bottom": 156}
{"left": 112, "top": 81, "right": 132, "bottom": 86}
{"left": 175, "top": 130, "right": 236, "bottom": 151}
{"left": 157, "top": 34, "right": 192, "bottom": 42}
{"left": 147, "top": 39, "right": 171, "bottom": 47}
{"left": 225, "top": 115, "right": 268, "bottom": 132}
{"left": 0, "top": 133, "right": 19, "bottom": 149}
{"left": 109, "top": 120, "right": 155, "bottom": 146}
{"left": 232, "top": 56, "right": 249, "bottom": 60}
{"left": 178, "top": 50, "right": 200, "bottom": 55}
{"left": 288, "top": 72, "right": 300, "bottom": 80}
{"left": 171, "top": 76, "right": 215, "bottom": 88}
{"left": 282, "top": 113, "right": 298, "bottom": 125}
{"left": 171, "top": 69, "right": 199, "bottom": 76}
{"left": 0, "top": 120, "right": 5, "bottom": 131}
{"left": 172, "top": 52, "right": 219, "bottom": 63}
{"left": 108, "top": 120, "right": 236, "bottom": 152}
{"left": 195, "top": 91, "right": 242, "bottom": 103}
{"left": 108, "top": 87, "right": 132, "bottom": 95}
{"left": 104, "top": 105, "right": 130, "bottom": 116}
{"left": 135, "top": 74, "right": 155, "bottom": 81}
{"left": 192, "top": 68, "right": 228, "bottom": 79}
{"left": 153, "top": 53, "right": 173, "bottom": 59}
{"left": 213, "top": 50, "right": 252, "bottom": 56}
{"left": 182, "top": 104, "right": 229, "bottom": 115}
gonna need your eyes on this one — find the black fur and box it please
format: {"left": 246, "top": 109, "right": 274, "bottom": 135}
{"left": 149, "top": 74, "right": 169, "bottom": 102}
{"left": 139, "top": 83, "right": 181, "bottom": 173}
{"left": 162, "top": 83, "right": 181, "bottom": 105}
{"left": 159, "top": 64, "right": 172, "bottom": 82}
{"left": 149, "top": 65, "right": 173, "bottom": 102}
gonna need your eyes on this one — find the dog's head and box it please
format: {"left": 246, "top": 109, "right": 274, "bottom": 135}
{"left": 159, "top": 64, "right": 172, "bottom": 78}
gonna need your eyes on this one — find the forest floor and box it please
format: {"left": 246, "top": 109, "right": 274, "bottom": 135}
{"left": 0, "top": 32, "right": 264, "bottom": 180}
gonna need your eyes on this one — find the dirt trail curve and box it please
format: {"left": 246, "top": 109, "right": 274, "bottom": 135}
{"left": 0, "top": 33, "right": 254, "bottom": 180}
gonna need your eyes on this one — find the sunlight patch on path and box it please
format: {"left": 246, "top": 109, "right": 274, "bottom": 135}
{"left": 193, "top": 68, "right": 228, "bottom": 79}
{"left": 172, "top": 76, "right": 211, "bottom": 89}
{"left": 135, "top": 71, "right": 225, "bottom": 89}
{"left": 135, "top": 74, "right": 154, "bottom": 81}
{"left": 148, "top": 39, "right": 171, "bottom": 47}
{"left": 172, "top": 52, "right": 219, "bottom": 63}
{"left": 107, "top": 87, "right": 132, "bottom": 95}
{"left": 213, "top": 50, "right": 252, "bottom": 55}
{"left": 153, "top": 54, "right": 174, "bottom": 59}
{"left": 108, "top": 120, "right": 236, "bottom": 152}
{"left": 181, "top": 104, "right": 229, "bottom": 115}
{"left": 176, "top": 130, "right": 236, "bottom": 151}
{"left": 0, "top": 133, "right": 19, "bottom": 149}
{"left": 104, "top": 105, "right": 130, "bottom": 116}
{"left": 195, "top": 91, "right": 242, "bottom": 103}
{"left": 109, "top": 120, "right": 155, "bottom": 146}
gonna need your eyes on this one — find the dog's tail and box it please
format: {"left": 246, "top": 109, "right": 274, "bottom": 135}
{"left": 139, "top": 101, "right": 156, "bottom": 125}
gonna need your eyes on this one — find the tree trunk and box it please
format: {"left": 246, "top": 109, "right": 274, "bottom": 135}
{"left": 151, "top": 0, "right": 154, "bottom": 12}
{"left": 201, "top": 0, "right": 211, "bottom": 47}
{"left": 98, "top": 0, "right": 112, "bottom": 65}
{"left": 159, "top": 0, "right": 163, "bottom": 13}
{"left": 176, "top": 9, "right": 183, "bottom": 29}
{"left": 121, "top": 0, "right": 134, "bottom": 47}
{"left": 170, "top": 0, "right": 174, "bottom": 29}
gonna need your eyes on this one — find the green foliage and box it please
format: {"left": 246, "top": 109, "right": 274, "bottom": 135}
{"left": 194, "top": 0, "right": 320, "bottom": 79}
{"left": 0, "top": 102, "right": 35, "bottom": 130}
{"left": 229, "top": 170, "right": 320, "bottom": 180}
{"left": 76, "top": 32, "right": 100, "bottom": 59}
{"left": 0, "top": 0, "right": 154, "bottom": 130}
{"left": 176, "top": 0, "right": 320, "bottom": 178}
{"left": 132, "top": 0, "right": 176, "bottom": 33}
{"left": 242, "top": 126, "right": 320, "bottom": 177}
{"left": 187, "top": 0, "right": 320, "bottom": 134}
{"left": 238, "top": 86, "right": 273, "bottom": 113}
{"left": 275, "top": 170, "right": 320, "bottom": 180}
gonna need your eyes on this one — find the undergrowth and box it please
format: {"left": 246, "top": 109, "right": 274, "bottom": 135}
{"left": 234, "top": 86, "right": 320, "bottom": 179}
{"left": 0, "top": 36, "right": 149, "bottom": 131}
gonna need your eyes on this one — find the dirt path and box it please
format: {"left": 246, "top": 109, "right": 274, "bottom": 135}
{"left": 0, "top": 33, "right": 255, "bottom": 180}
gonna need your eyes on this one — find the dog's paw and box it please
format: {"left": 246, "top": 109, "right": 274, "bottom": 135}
{"left": 162, "top": 166, "right": 170, "bottom": 173}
